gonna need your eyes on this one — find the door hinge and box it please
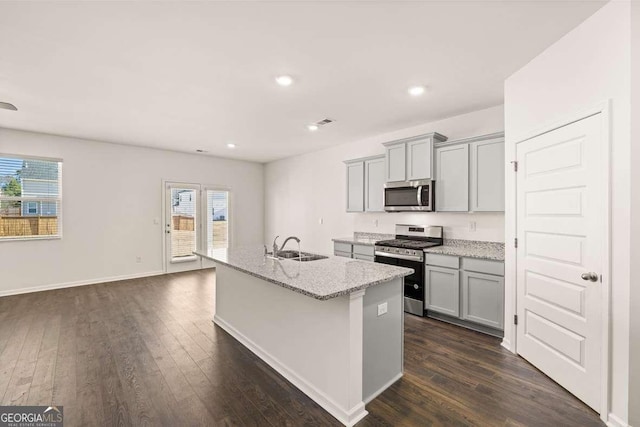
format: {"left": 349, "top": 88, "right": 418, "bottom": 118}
{"left": 514, "top": 238, "right": 518, "bottom": 248}
{"left": 511, "top": 161, "right": 518, "bottom": 172}
{"left": 514, "top": 315, "right": 518, "bottom": 325}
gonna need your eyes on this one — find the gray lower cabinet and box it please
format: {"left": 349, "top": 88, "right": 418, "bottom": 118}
{"left": 333, "top": 242, "right": 374, "bottom": 261}
{"left": 425, "top": 254, "right": 504, "bottom": 334}
{"left": 424, "top": 266, "right": 460, "bottom": 317}
{"left": 461, "top": 271, "right": 504, "bottom": 329}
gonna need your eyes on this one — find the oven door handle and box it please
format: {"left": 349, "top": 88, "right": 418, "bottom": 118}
{"left": 375, "top": 251, "right": 423, "bottom": 262}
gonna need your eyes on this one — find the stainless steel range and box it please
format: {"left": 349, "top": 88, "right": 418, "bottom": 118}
{"left": 374, "top": 225, "right": 443, "bottom": 316}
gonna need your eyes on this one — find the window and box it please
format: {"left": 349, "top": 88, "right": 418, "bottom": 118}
{"left": 27, "top": 202, "right": 38, "bottom": 215}
{"left": 0, "top": 155, "right": 62, "bottom": 240}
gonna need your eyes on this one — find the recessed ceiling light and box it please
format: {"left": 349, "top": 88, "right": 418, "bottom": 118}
{"left": 408, "top": 86, "right": 426, "bottom": 96}
{"left": 0, "top": 102, "right": 18, "bottom": 111}
{"left": 307, "top": 124, "right": 319, "bottom": 132}
{"left": 275, "top": 75, "right": 294, "bottom": 87}
{"left": 226, "top": 143, "right": 236, "bottom": 149}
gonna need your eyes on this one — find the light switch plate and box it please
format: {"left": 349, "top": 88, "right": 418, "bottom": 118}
{"left": 377, "top": 302, "right": 388, "bottom": 316}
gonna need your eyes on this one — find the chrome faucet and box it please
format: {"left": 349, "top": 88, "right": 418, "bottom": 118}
{"left": 271, "top": 235, "right": 301, "bottom": 257}
{"left": 280, "top": 236, "right": 301, "bottom": 252}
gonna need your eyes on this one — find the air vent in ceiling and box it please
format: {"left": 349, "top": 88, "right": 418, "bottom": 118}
{"left": 315, "top": 118, "right": 335, "bottom": 127}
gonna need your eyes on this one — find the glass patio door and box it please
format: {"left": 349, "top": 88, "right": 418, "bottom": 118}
{"left": 165, "top": 182, "right": 202, "bottom": 273}
{"left": 164, "top": 183, "right": 231, "bottom": 272}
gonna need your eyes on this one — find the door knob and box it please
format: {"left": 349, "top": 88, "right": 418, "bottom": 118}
{"left": 413, "top": 284, "right": 419, "bottom": 290}
{"left": 581, "top": 272, "right": 599, "bottom": 282}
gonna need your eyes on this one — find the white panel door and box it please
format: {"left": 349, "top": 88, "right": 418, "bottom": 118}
{"left": 516, "top": 114, "right": 603, "bottom": 411}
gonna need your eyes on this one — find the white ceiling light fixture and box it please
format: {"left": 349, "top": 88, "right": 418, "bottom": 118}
{"left": 275, "top": 75, "right": 294, "bottom": 87}
{"left": 408, "top": 85, "right": 426, "bottom": 96}
{"left": 226, "top": 143, "right": 236, "bottom": 149}
{"left": 307, "top": 124, "right": 319, "bottom": 132}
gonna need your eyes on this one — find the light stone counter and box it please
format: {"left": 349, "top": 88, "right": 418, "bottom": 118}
{"left": 331, "top": 232, "right": 395, "bottom": 247}
{"left": 424, "top": 239, "right": 505, "bottom": 261}
{"left": 194, "top": 246, "right": 413, "bottom": 300}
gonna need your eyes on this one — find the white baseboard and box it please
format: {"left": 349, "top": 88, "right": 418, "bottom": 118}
{"left": 364, "top": 372, "right": 402, "bottom": 404}
{"left": 607, "top": 412, "right": 629, "bottom": 427}
{"left": 0, "top": 270, "right": 166, "bottom": 298}
{"left": 213, "top": 314, "right": 368, "bottom": 427}
{"left": 501, "top": 338, "right": 513, "bottom": 352}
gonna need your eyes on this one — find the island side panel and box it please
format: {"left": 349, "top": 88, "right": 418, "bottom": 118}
{"left": 362, "top": 277, "right": 404, "bottom": 403}
{"left": 213, "top": 264, "right": 367, "bottom": 426}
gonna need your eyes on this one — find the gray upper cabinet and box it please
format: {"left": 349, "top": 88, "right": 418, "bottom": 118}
{"left": 470, "top": 138, "right": 505, "bottom": 211}
{"left": 345, "top": 160, "right": 364, "bottom": 212}
{"left": 435, "top": 144, "right": 469, "bottom": 212}
{"left": 364, "top": 156, "right": 385, "bottom": 212}
{"left": 433, "top": 132, "right": 505, "bottom": 213}
{"left": 384, "top": 143, "right": 406, "bottom": 182}
{"left": 344, "top": 155, "right": 385, "bottom": 212}
{"left": 406, "top": 138, "right": 433, "bottom": 181}
{"left": 383, "top": 133, "right": 447, "bottom": 183}
{"left": 461, "top": 271, "right": 504, "bottom": 330}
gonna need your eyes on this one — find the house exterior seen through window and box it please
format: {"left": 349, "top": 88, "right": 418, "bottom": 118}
{"left": 0, "top": 155, "right": 62, "bottom": 239}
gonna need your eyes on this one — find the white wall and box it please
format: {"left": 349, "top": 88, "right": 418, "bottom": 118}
{"left": 265, "top": 105, "right": 505, "bottom": 255}
{"left": 0, "top": 128, "right": 264, "bottom": 296}
{"left": 629, "top": 3, "right": 640, "bottom": 426}
{"left": 504, "top": 1, "right": 631, "bottom": 424}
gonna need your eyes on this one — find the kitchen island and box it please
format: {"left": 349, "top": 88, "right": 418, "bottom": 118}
{"left": 194, "top": 247, "right": 413, "bottom": 426}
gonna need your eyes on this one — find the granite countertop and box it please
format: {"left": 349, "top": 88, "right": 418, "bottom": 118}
{"left": 194, "top": 246, "right": 413, "bottom": 301}
{"left": 332, "top": 232, "right": 395, "bottom": 247}
{"left": 424, "top": 239, "right": 505, "bottom": 261}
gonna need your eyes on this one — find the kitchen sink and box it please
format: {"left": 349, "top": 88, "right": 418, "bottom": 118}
{"left": 291, "top": 254, "right": 328, "bottom": 262}
{"left": 268, "top": 250, "right": 328, "bottom": 262}
{"left": 276, "top": 250, "right": 302, "bottom": 259}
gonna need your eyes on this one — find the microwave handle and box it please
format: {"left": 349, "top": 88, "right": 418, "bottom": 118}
{"left": 417, "top": 185, "right": 423, "bottom": 206}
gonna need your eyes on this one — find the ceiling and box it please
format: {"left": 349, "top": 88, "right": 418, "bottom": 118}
{"left": 0, "top": 1, "right": 605, "bottom": 163}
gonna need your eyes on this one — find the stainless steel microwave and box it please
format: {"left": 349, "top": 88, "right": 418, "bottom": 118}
{"left": 384, "top": 180, "right": 435, "bottom": 212}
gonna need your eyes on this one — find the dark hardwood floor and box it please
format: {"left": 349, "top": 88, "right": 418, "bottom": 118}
{"left": 0, "top": 270, "right": 603, "bottom": 426}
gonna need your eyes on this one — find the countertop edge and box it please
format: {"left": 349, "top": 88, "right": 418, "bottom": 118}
{"left": 423, "top": 247, "right": 505, "bottom": 262}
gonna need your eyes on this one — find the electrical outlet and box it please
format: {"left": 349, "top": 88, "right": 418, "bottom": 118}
{"left": 377, "top": 302, "right": 388, "bottom": 316}
{"left": 469, "top": 221, "right": 477, "bottom": 232}
{"left": 136, "top": 256, "right": 142, "bottom": 263}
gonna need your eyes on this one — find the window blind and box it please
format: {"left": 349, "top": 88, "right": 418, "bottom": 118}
{"left": 0, "top": 155, "right": 62, "bottom": 239}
